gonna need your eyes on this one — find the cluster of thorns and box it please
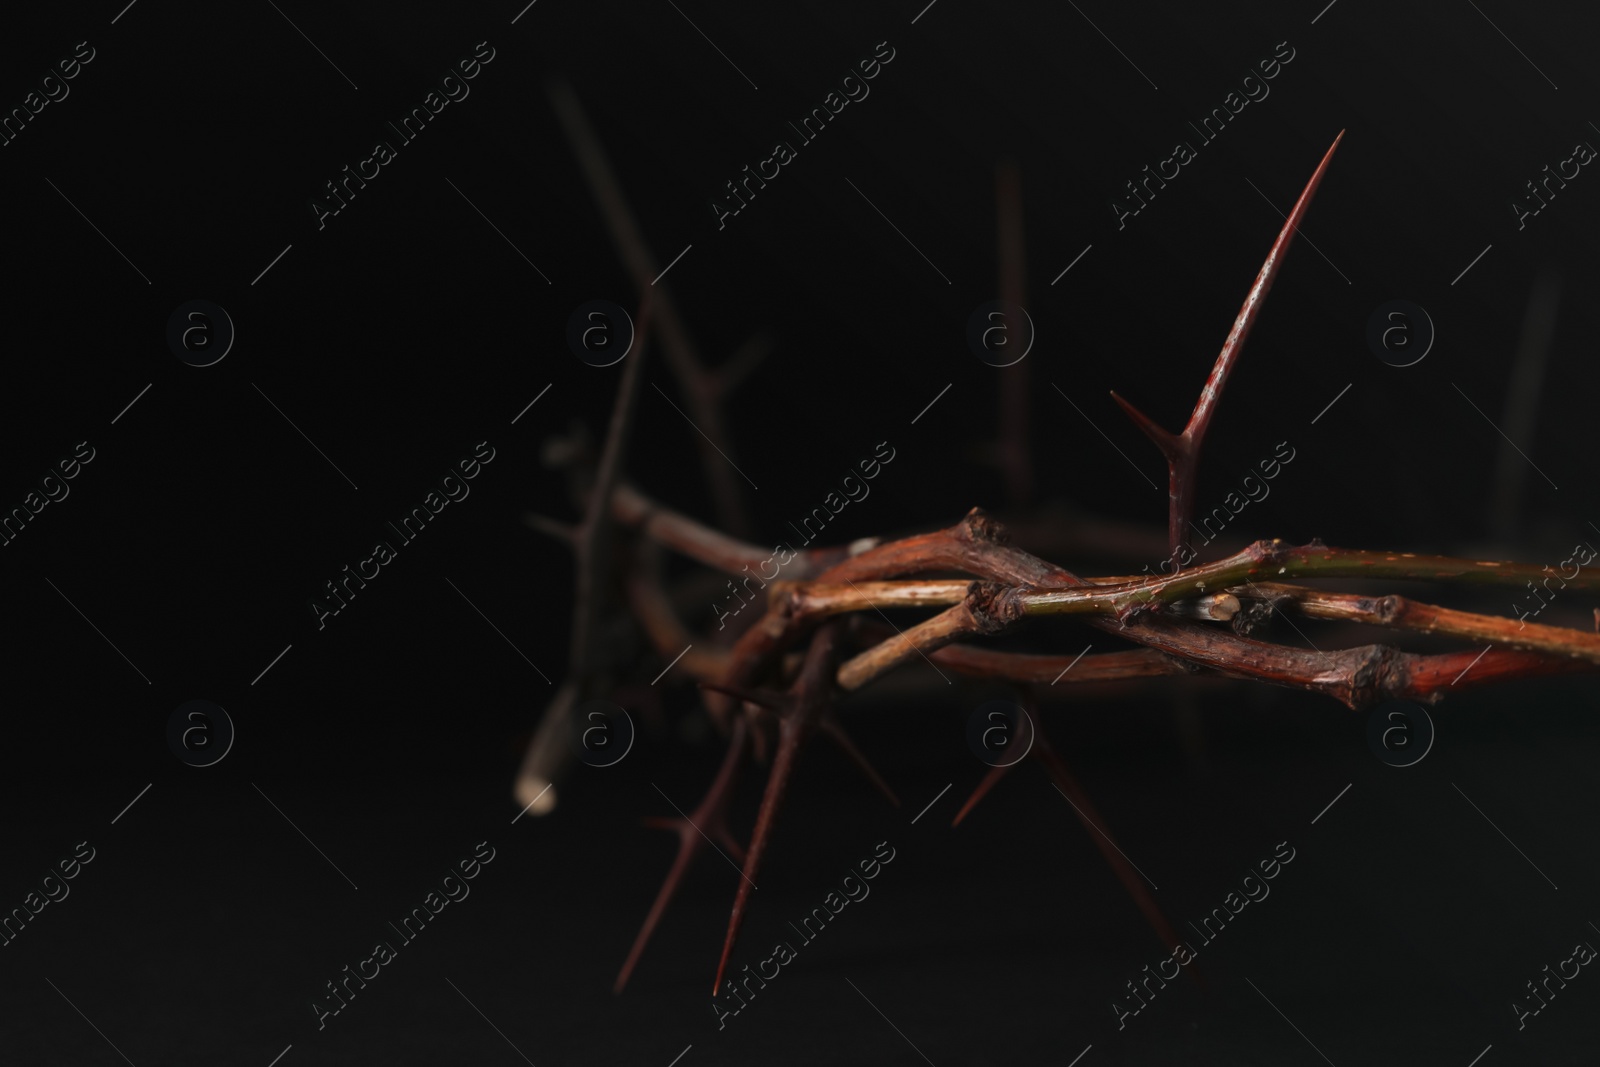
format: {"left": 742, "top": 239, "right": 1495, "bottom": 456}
{"left": 522, "top": 107, "right": 1600, "bottom": 999}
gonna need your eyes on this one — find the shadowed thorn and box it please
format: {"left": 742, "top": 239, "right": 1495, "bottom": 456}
{"left": 615, "top": 717, "right": 748, "bottom": 995}
{"left": 820, "top": 710, "right": 900, "bottom": 808}
{"left": 712, "top": 624, "right": 843, "bottom": 996}
{"left": 951, "top": 759, "right": 1016, "bottom": 826}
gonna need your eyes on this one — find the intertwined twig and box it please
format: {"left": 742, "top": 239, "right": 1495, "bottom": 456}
{"left": 522, "top": 116, "right": 1598, "bottom": 999}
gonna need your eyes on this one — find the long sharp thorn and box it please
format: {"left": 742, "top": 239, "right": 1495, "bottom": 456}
{"left": 820, "top": 712, "right": 900, "bottom": 808}
{"left": 711, "top": 625, "right": 841, "bottom": 996}
{"left": 955, "top": 692, "right": 1034, "bottom": 825}
{"left": 1108, "top": 391, "right": 1180, "bottom": 462}
{"left": 715, "top": 824, "right": 747, "bottom": 865}
{"left": 712, "top": 716, "right": 803, "bottom": 996}
{"left": 698, "top": 680, "right": 784, "bottom": 711}
{"left": 1114, "top": 131, "right": 1345, "bottom": 559}
{"left": 1033, "top": 735, "right": 1196, "bottom": 985}
{"left": 614, "top": 822, "right": 698, "bottom": 995}
{"left": 523, "top": 511, "right": 578, "bottom": 545}
{"left": 1170, "top": 130, "right": 1344, "bottom": 554}
{"left": 614, "top": 718, "right": 748, "bottom": 995}
{"left": 951, "top": 759, "right": 1015, "bottom": 826}
{"left": 1188, "top": 130, "right": 1345, "bottom": 449}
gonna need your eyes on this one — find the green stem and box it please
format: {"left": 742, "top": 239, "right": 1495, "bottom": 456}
{"left": 1023, "top": 540, "right": 1600, "bottom": 617}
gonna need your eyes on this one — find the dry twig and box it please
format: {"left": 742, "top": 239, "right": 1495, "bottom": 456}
{"left": 523, "top": 121, "right": 1598, "bottom": 1000}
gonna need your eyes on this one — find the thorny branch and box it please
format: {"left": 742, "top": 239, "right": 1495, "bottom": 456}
{"left": 547, "top": 78, "right": 758, "bottom": 537}
{"left": 1112, "top": 130, "right": 1345, "bottom": 561}
{"left": 522, "top": 114, "right": 1600, "bottom": 1001}
{"left": 513, "top": 294, "right": 654, "bottom": 815}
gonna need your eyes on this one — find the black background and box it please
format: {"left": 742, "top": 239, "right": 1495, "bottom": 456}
{"left": 2, "top": 0, "right": 1599, "bottom": 1063}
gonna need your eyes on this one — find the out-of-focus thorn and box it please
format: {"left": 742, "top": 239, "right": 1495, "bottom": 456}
{"left": 711, "top": 333, "right": 774, "bottom": 397}
{"left": 546, "top": 76, "right": 752, "bottom": 536}
{"left": 995, "top": 156, "right": 1033, "bottom": 507}
{"left": 819, "top": 711, "right": 899, "bottom": 807}
{"left": 698, "top": 680, "right": 783, "bottom": 711}
{"left": 1033, "top": 733, "right": 1194, "bottom": 984}
{"left": 523, "top": 511, "right": 578, "bottom": 545}
{"left": 951, "top": 760, "right": 1016, "bottom": 826}
{"left": 1490, "top": 269, "right": 1561, "bottom": 542}
{"left": 715, "top": 824, "right": 747, "bottom": 866}
{"left": 540, "top": 427, "right": 590, "bottom": 470}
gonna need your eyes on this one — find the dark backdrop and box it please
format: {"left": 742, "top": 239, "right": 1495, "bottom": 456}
{"left": 2, "top": 0, "right": 1598, "bottom": 1064}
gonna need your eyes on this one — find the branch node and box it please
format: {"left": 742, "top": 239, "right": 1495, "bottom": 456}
{"left": 957, "top": 508, "right": 1010, "bottom": 546}
{"left": 1373, "top": 594, "right": 1403, "bottom": 624}
{"left": 967, "top": 581, "right": 1025, "bottom": 633}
